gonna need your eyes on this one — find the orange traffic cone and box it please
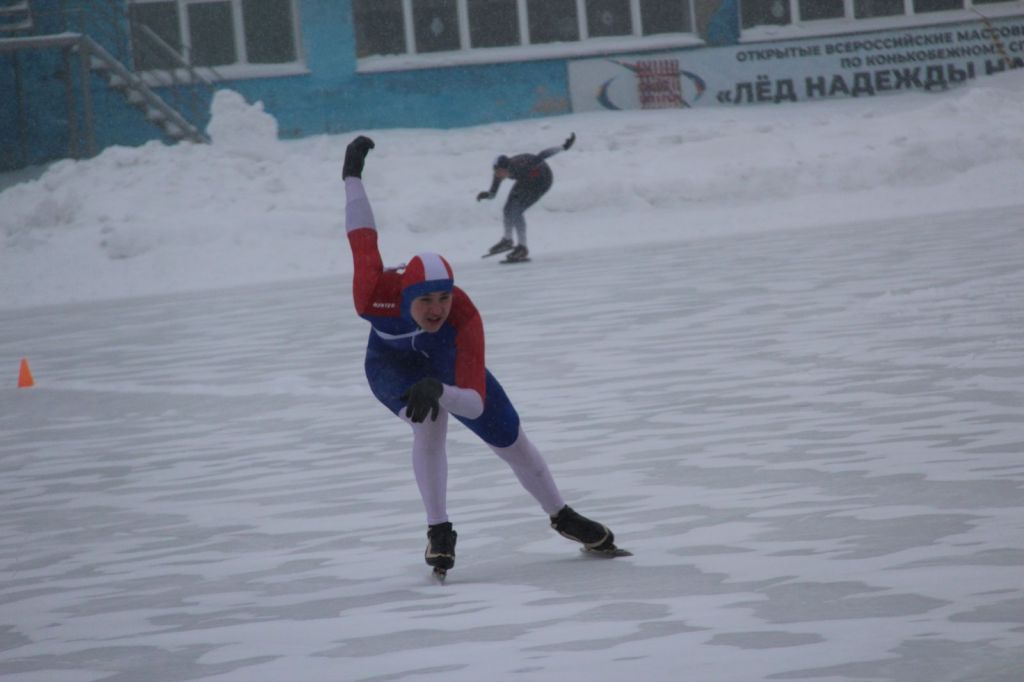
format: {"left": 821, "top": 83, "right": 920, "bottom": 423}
{"left": 18, "top": 357, "right": 34, "bottom": 388}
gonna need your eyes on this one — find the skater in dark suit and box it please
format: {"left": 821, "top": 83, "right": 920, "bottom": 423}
{"left": 342, "top": 135, "right": 622, "bottom": 577}
{"left": 477, "top": 133, "right": 575, "bottom": 263}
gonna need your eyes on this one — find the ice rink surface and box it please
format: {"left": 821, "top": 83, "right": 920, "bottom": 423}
{"left": 3, "top": 205, "right": 1022, "bottom": 681}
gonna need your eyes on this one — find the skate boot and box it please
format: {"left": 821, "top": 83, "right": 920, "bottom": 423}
{"left": 485, "top": 237, "right": 514, "bottom": 256}
{"left": 550, "top": 505, "right": 612, "bottom": 549}
{"left": 503, "top": 245, "right": 530, "bottom": 263}
{"left": 425, "top": 521, "right": 457, "bottom": 575}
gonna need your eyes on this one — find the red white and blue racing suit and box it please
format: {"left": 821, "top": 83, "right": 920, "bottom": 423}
{"left": 345, "top": 177, "right": 565, "bottom": 525}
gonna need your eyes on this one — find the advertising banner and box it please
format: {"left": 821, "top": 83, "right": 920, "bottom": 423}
{"left": 569, "top": 15, "right": 1024, "bottom": 112}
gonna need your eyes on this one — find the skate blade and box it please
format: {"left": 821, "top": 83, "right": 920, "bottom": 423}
{"left": 482, "top": 248, "right": 513, "bottom": 258}
{"left": 432, "top": 567, "right": 448, "bottom": 582}
{"left": 581, "top": 546, "right": 633, "bottom": 558}
{"left": 499, "top": 258, "right": 531, "bottom": 264}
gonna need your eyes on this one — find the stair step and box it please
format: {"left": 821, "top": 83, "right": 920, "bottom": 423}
{"left": 108, "top": 78, "right": 143, "bottom": 91}
{"left": 0, "top": 0, "right": 31, "bottom": 32}
{"left": 0, "top": 17, "right": 32, "bottom": 32}
{"left": 68, "top": 33, "right": 210, "bottom": 147}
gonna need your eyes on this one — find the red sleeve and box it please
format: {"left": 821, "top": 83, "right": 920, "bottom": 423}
{"left": 448, "top": 288, "right": 487, "bottom": 401}
{"left": 347, "top": 227, "right": 383, "bottom": 315}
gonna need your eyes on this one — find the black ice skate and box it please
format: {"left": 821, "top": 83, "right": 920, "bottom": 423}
{"left": 482, "top": 237, "right": 514, "bottom": 258}
{"left": 425, "top": 521, "right": 457, "bottom": 579}
{"left": 501, "top": 245, "right": 530, "bottom": 264}
{"left": 550, "top": 505, "right": 631, "bottom": 557}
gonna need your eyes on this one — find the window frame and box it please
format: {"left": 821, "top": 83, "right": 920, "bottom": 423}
{"left": 354, "top": 0, "right": 701, "bottom": 73}
{"left": 739, "top": 0, "right": 1022, "bottom": 42}
{"left": 127, "top": 0, "right": 306, "bottom": 81}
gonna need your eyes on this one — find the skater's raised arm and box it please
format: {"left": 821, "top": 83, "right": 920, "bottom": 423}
{"left": 343, "top": 136, "right": 385, "bottom": 316}
{"left": 537, "top": 132, "right": 575, "bottom": 162}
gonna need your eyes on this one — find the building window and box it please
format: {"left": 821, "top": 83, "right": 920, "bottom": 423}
{"left": 243, "top": 0, "right": 297, "bottom": 64}
{"left": 586, "top": 0, "right": 633, "bottom": 38}
{"left": 353, "top": 0, "right": 695, "bottom": 58}
{"left": 414, "top": 0, "right": 461, "bottom": 53}
{"left": 799, "top": 0, "right": 844, "bottom": 20}
{"left": 353, "top": 0, "right": 405, "bottom": 58}
{"left": 129, "top": 2, "right": 181, "bottom": 70}
{"left": 913, "top": 0, "right": 962, "bottom": 10}
{"left": 468, "top": 0, "right": 520, "bottom": 48}
{"left": 741, "top": 0, "right": 791, "bottom": 28}
{"left": 854, "top": 0, "right": 905, "bottom": 19}
{"left": 640, "top": 0, "right": 691, "bottom": 35}
{"left": 528, "top": 0, "right": 580, "bottom": 44}
{"left": 127, "top": 0, "right": 299, "bottom": 69}
{"left": 188, "top": 2, "right": 235, "bottom": 66}
{"left": 743, "top": 0, "right": 1017, "bottom": 29}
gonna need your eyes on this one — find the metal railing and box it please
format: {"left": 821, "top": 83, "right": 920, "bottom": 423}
{"left": 0, "top": 1, "right": 219, "bottom": 166}
{"left": 63, "top": 0, "right": 219, "bottom": 136}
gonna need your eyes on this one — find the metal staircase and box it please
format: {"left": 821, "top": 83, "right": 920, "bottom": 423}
{"left": 0, "top": 1, "right": 33, "bottom": 33}
{"left": 0, "top": 0, "right": 212, "bottom": 160}
{"left": 84, "top": 33, "right": 209, "bottom": 144}
{"left": 76, "top": 0, "right": 214, "bottom": 144}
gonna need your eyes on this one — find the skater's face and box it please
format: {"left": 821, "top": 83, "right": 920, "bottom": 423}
{"left": 495, "top": 168, "right": 510, "bottom": 179}
{"left": 410, "top": 290, "right": 452, "bottom": 332}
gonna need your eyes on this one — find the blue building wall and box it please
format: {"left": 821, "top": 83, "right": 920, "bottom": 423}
{"left": 6, "top": 1, "right": 1022, "bottom": 172}
{"left": 1, "top": 0, "right": 718, "bottom": 171}
{"left": 244, "top": 60, "right": 573, "bottom": 139}
{"left": 2, "top": 0, "right": 185, "bottom": 169}
{"left": 1, "top": 0, "right": 82, "bottom": 168}
{"left": 197, "top": 1, "right": 574, "bottom": 140}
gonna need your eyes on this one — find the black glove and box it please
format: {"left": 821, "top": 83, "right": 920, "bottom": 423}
{"left": 400, "top": 378, "right": 443, "bottom": 423}
{"left": 476, "top": 191, "right": 492, "bottom": 202}
{"left": 342, "top": 135, "right": 375, "bottom": 179}
{"left": 563, "top": 132, "right": 576, "bottom": 151}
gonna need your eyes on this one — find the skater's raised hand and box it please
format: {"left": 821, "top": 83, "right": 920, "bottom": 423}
{"left": 401, "top": 377, "right": 443, "bottom": 423}
{"left": 562, "top": 132, "right": 576, "bottom": 151}
{"left": 343, "top": 135, "right": 375, "bottom": 179}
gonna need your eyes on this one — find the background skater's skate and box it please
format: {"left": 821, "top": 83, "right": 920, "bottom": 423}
{"left": 550, "top": 505, "right": 631, "bottom": 557}
{"left": 482, "top": 237, "right": 514, "bottom": 258}
{"left": 500, "top": 245, "right": 530, "bottom": 264}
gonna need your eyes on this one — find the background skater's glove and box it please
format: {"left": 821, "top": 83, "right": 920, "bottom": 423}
{"left": 342, "top": 135, "right": 375, "bottom": 179}
{"left": 563, "top": 132, "right": 576, "bottom": 151}
{"left": 476, "top": 191, "right": 492, "bottom": 202}
{"left": 400, "top": 378, "right": 443, "bottom": 423}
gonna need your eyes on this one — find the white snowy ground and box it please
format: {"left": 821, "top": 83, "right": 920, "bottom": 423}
{"left": 1, "top": 71, "right": 1023, "bottom": 682}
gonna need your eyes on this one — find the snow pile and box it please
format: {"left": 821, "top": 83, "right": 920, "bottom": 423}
{"left": 1, "top": 71, "right": 1023, "bottom": 310}
{"left": 205, "top": 89, "right": 285, "bottom": 162}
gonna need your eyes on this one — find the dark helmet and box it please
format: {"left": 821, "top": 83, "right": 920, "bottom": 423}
{"left": 493, "top": 155, "right": 510, "bottom": 170}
